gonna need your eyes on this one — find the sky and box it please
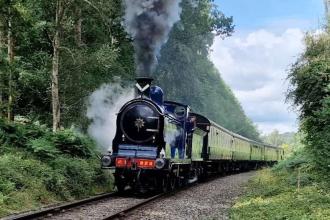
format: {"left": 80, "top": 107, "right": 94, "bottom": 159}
{"left": 210, "top": 0, "right": 325, "bottom": 135}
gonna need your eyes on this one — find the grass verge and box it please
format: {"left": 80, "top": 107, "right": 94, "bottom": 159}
{"left": 230, "top": 166, "right": 330, "bottom": 220}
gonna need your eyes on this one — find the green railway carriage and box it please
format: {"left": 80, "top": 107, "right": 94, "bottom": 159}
{"left": 190, "top": 113, "right": 283, "bottom": 165}
{"left": 208, "top": 124, "right": 234, "bottom": 160}
{"left": 264, "top": 144, "right": 284, "bottom": 161}
{"left": 207, "top": 121, "right": 259, "bottom": 162}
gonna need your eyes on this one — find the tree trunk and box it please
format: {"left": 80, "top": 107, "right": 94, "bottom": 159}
{"left": 7, "top": 4, "right": 14, "bottom": 121}
{"left": 0, "top": 21, "right": 4, "bottom": 44}
{"left": 74, "top": 7, "right": 82, "bottom": 46}
{"left": 0, "top": 20, "right": 4, "bottom": 118}
{"left": 52, "top": 0, "right": 63, "bottom": 132}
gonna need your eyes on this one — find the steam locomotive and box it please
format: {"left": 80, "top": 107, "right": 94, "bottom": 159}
{"left": 101, "top": 77, "right": 284, "bottom": 192}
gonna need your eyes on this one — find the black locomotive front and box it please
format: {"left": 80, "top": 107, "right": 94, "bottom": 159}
{"left": 101, "top": 78, "right": 169, "bottom": 192}
{"left": 115, "top": 99, "right": 165, "bottom": 147}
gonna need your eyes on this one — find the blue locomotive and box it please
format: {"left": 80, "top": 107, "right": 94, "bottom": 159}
{"left": 101, "top": 77, "right": 284, "bottom": 192}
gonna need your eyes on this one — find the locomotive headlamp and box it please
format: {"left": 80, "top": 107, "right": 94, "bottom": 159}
{"left": 101, "top": 155, "right": 112, "bottom": 167}
{"left": 155, "top": 158, "right": 165, "bottom": 169}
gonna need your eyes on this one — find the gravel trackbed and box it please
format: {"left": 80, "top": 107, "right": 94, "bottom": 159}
{"left": 29, "top": 171, "right": 255, "bottom": 220}
{"left": 127, "top": 171, "right": 256, "bottom": 220}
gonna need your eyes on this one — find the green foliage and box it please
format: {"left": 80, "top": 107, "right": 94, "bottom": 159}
{"left": 0, "top": 119, "right": 97, "bottom": 158}
{"left": 52, "top": 130, "right": 96, "bottom": 158}
{"left": 50, "top": 158, "right": 93, "bottom": 198}
{"left": 28, "top": 137, "right": 59, "bottom": 158}
{"left": 274, "top": 149, "right": 310, "bottom": 171}
{"left": 230, "top": 169, "right": 330, "bottom": 220}
{"left": 287, "top": 28, "right": 330, "bottom": 178}
{"left": 0, "top": 119, "right": 46, "bottom": 150}
{"left": 231, "top": 129, "right": 328, "bottom": 219}
{"left": 0, "top": 0, "right": 135, "bottom": 127}
{"left": 0, "top": 120, "right": 112, "bottom": 217}
{"left": 0, "top": 153, "right": 58, "bottom": 216}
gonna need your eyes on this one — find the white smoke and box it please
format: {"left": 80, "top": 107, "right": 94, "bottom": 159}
{"left": 123, "top": 0, "right": 182, "bottom": 76}
{"left": 86, "top": 84, "right": 134, "bottom": 152}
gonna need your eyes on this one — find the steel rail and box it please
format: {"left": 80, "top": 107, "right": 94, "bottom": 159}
{"left": 3, "top": 192, "right": 118, "bottom": 220}
{"left": 102, "top": 192, "right": 169, "bottom": 220}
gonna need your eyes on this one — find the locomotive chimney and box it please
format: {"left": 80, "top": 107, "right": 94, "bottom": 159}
{"left": 135, "top": 77, "right": 153, "bottom": 98}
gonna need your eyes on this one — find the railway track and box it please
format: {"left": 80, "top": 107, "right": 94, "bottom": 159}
{"left": 2, "top": 181, "right": 191, "bottom": 220}
{"left": 2, "top": 189, "right": 171, "bottom": 220}
{"left": 2, "top": 192, "right": 118, "bottom": 220}
{"left": 2, "top": 172, "right": 249, "bottom": 220}
{"left": 103, "top": 192, "right": 168, "bottom": 220}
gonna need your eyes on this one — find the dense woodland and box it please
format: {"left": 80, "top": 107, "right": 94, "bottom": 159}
{"left": 0, "top": 0, "right": 260, "bottom": 140}
{"left": 0, "top": 0, "right": 135, "bottom": 131}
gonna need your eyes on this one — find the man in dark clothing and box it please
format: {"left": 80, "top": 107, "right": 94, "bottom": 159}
{"left": 170, "top": 128, "right": 184, "bottom": 159}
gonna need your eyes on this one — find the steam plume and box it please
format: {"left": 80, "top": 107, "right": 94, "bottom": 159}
{"left": 87, "top": 84, "right": 134, "bottom": 152}
{"left": 123, "top": 0, "right": 182, "bottom": 76}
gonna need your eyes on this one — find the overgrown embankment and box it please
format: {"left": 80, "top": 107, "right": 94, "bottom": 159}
{"left": 230, "top": 152, "right": 330, "bottom": 220}
{"left": 0, "top": 120, "right": 112, "bottom": 217}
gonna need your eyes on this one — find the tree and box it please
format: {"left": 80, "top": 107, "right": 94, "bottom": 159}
{"left": 0, "top": 9, "right": 6, "bottom": 118}
{"left": 51, "top": 0, "right": 63, "bottom": 132}
{"left": 74, "top": 4, "right": 82, "bottom": 47}
{"left": 0, "top": 0, "right": 135, "bottom": 130}
{"left": 0, "top": 0, "right": 33, "bottom": 121}
{"left": 287, "top": 26, "right": 330, "bottom": 175}
{"left": 7, "top": 0, "right": 14, "bottom": 121}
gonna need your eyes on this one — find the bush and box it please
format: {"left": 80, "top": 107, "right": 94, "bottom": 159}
{"left": 0, "top": 121, "right": 113, "bottom": 217}
{"left": 51, "top": 157, "right": 95, "bottom": 198}
{"left": 0, "top": 119, "right": 46, "bottom": 149}
{"left": 28, "top": 137, "right": 60, "bottom": 159}
{"left": 0, "top": 119, "right": 98, "bottom": 159}
{"left": 52, "top": 130, "right": 96, "bottom": 158}
{"left": 0, "top": 154, "right": 58, "bottom": 216}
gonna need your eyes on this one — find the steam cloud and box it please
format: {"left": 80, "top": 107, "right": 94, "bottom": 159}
{"left": 123, "top": 0, "right": 182, "bottom": 76}
{"left": 87, "top": 84, "right": 134, "bottom": 152}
